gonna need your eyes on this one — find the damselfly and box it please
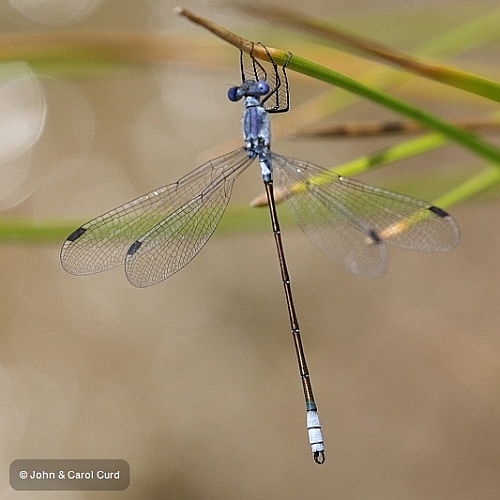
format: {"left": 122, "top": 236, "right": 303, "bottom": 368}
{"left": 61, "top": 46, "right": 459, "bottom": 464}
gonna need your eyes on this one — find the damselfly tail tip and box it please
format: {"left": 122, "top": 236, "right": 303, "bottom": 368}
{"left": 307, "top": 409, "right": 325, "bottom": 464}
{"left": 313, "top": 450, "right": 325, "bottom": 465}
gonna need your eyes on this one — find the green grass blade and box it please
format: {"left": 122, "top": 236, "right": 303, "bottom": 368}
{"left": 232, "top": 2, "right": 500, "bottom": 103}
{"left": 284, "top": 54, "right": 500, "bottom": 167}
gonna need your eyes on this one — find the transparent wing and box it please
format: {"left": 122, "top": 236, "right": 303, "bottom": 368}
{"left": 271, "top": 153, "right": 460, "bottom": 277}
{"left": 124, "top": 168, "right": 240, "bottom": 287}
{"left": 61, "top": 147, "right": 252, "bottom": 279}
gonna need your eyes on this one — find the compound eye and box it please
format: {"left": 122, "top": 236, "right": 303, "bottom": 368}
{"left": 256, "top": 80, "right": 270, "bottom": 95}
{"left": 227, "top": 86, "right": 242, "bottom": 102}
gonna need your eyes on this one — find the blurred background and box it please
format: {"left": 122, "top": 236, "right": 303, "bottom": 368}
{"left": 0, "top": 0, "right": 499, "bottom": 498}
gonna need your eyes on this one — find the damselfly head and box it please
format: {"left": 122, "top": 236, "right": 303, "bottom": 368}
{"left": 227, "top": 80, "right": 270, "bottom": 102}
